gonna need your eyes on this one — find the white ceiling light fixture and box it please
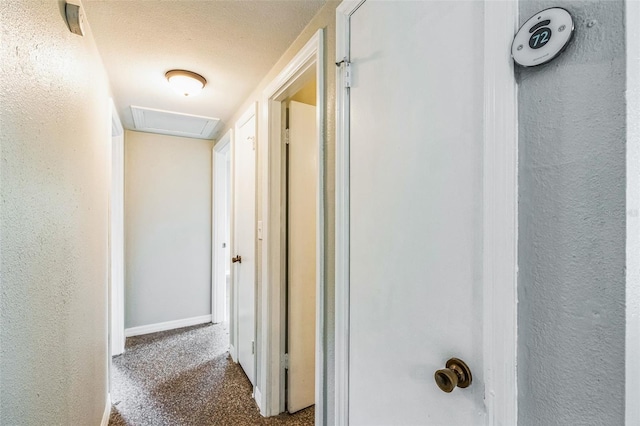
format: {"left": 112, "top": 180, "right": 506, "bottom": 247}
{"left": 165, "top": 69, "right": 207, "bottom": 97}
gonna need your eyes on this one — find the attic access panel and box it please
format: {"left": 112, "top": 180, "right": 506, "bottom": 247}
{"left": 131, "top": 106, "right": 219, "bottom": 140}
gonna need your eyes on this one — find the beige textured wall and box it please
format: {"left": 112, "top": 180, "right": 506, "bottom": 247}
{"left": 0, "top": 1, "right": 111, "bottom": 424}
{"left": 124, "top": 131, "right": 213, "bottom": 328}
{"left": 290, "top": 78, "right": 318, "bottom": 106}
{"left": 218, "top": 1, "right": 339, "bottom": 421}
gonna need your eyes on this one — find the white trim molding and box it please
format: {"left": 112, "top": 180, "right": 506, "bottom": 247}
{"left": 627, "top": 1, "right": 640, "bottom": 424}
{"left": 111, "top": 101, "right": 124, "bottom": 137}
{"left": 254, "top": 387, "right": 263, "bottom": 412}
{"left": 259, "top": 29, "right": 325, "bottom": 420}
{"left": 124, "top": 315, "right": 212, "bottom": 337}
{"left": 101, "top": 393, "right": 111, "bottom": 426}
{"left": 110, "top": 98, "right": 126, "bottom": 357}
{"left": 212, "top": 129, "right": 232, "bottom": 325}
{"left": 482, "top": 1, "right": 519, "bottom": 425}
{"left": 334, "top": 3, "right": 361, "bottom": 424}
{"left": 334, "top": 2, "right": 518, "bottom": 425}
{"left": 230, "top": 343, "right": 238, "bottom": 362}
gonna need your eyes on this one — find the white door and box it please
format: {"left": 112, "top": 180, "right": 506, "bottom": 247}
{"left": 286, "top": 101, "right": 317, "bottom": 413}
{"left": 233, "top": 113, "right": 256, "bottom": 385}
{"left": 348, "top": 2, "right": 485, "bottom": 424}
{"left": 213, "top": 137, "right": 231, "bottom": 325}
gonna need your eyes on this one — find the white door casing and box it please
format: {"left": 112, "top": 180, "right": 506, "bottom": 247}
{"left": 334, "top": 1, "right": 518, "bottom": 425}
{"left": 234, "top": 105, "right": 257, "bottom": 385}
{"left": 626, "top": 1, "right": 640, "bottom": 424}
{"left": 259, "top": 30, "right": 325, "bottom": 420}
{"left": 110, "top": 99, "right": 125, "bottom": 357}
{"left": 286, "top": 101, "right": 317, "bottom": 413}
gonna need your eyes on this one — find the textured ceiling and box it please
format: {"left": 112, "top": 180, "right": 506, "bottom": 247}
{"left": 83, "top": 0, "right": 326, "bottom": 138}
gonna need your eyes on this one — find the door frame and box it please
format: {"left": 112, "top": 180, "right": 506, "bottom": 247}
{"left": 230, "top": 103, "right": 258, "bottom": 364}
{"left": 213, "top": 130, "right": 232, "bottom": 324}
{"left": 109, "top": 99, "right": 125, "bottom": 357}
{"left": 626, "top": 1, "right": 640, "bottom": 424}
{"left": 334, "top": 2, "right": 519, "bottom": 425}
{"left": 259, "top": 29, "right": 325, "bottom": 421}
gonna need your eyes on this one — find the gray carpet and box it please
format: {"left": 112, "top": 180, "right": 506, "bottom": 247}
{"left": 109, "top": 323, "right": 314, "bottom": 425}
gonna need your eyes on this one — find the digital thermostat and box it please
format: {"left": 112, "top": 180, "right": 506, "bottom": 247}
{"left": 511, "top": 8, "right": 574, "bottom": 67}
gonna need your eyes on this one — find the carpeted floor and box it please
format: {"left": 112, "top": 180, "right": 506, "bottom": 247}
{"left": 109, "top": 323, "right": 314, "bottom": 425}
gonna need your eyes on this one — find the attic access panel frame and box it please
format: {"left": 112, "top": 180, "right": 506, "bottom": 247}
{"left": 131, "top": 105, "right": 219, "bottom": 140}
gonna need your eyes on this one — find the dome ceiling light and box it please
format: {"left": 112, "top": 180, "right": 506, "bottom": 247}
{"left": 165, "top": 70, "right": 207, "bottom": 97}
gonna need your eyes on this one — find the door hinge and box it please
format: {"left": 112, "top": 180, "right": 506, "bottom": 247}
{"left": 284, "top": 353, "right": 289, "bottom": 369}
{"left": 285, "top": 128, "right": 290, "bottom": 145}
{"left": 336, "top": 57, "right": 352, "bottom": 88}
{"left": 252, "top": 340, "right": 255, "bottom": 354}
{"left": 344, "top": 62, "right": 352, "bottom": 88}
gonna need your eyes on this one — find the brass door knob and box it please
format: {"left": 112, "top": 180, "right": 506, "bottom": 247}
{"left": 232, "top": 255, "right": 242, "bottom": 264}
{"left": 434, "top": 358, "right": 472, "bottom": 393}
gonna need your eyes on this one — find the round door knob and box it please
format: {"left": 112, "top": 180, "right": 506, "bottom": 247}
{"left": 434, "top": 358, "right": 472, "bottom": 393}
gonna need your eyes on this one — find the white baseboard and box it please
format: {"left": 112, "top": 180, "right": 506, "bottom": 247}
{"left": 101, "top": 393, "right": 111, "bottom": 426}
{"left": 230, "top": 344, "right": 237, "bottom": 362}
{"left": 125, "top": 315, "right": 212, "bottom": 337}
{"left": 254, "top": 387, "right": 263, "bottom": 413}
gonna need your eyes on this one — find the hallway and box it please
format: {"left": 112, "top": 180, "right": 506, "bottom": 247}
{"left": 0, "top": 1, "right": 633, "bottom": 425}
{"left": 109, "top": 324, "right": 313, "bottom": 425}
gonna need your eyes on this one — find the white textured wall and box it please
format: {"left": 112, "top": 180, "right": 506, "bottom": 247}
{"left": 518, "top": 1, "right": 626, "bottom": 424}
{"left": 124, "top": 130, "right": 213, "bottom": 328}
{"left": 0, "top": 2, "right": 111, "bottom": 424}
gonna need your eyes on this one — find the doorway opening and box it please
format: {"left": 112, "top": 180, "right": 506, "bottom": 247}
{"left": 258, "top": 29, "right": 324, "bottom": 422}
{"left": 283, "top": 83, "right": 318, "bottom": 415}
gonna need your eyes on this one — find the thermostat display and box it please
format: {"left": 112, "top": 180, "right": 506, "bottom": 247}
{"left": 529, "top": 27, "right": 551, "bottom": 49}
{"left": 512, "top": 8, "right": 574, "bottom": 67}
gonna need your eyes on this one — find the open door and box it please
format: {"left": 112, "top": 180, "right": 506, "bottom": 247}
{"left": 286, "top": 100, "right": 317, "bottom": 413}
{"left": 233, "top": 107, "right": 257, "bottom": 385}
